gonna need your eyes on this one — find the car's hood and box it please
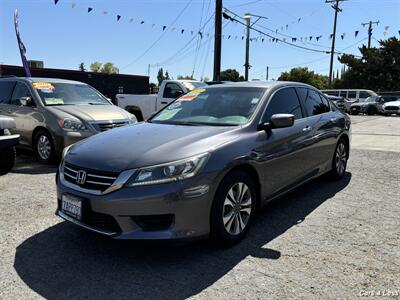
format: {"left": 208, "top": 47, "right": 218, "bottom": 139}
{"left": 66, "top": 122, "right": 240, "bottom": 172}
{"left": 48, "top": 105, "right": 130, "bottom": 121}
{"left": 384, "top": 100, "right": 400, "bottom": 106}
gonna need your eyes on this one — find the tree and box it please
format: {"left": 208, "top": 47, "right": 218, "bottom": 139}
{"left": 90, "top": 62, "right": 102, "bottom": 72}
{"left": 278, "top": 67, "right": 328, "bottom": 90}
{"left": 100, "top": 62, "right": 119, "bottom": 74}
{"left": 78, "top": 62, "right": 86, "bottom": 72}
{"left": 337, "top": 37, "right": 400, "bottom": 91}
{"left": 220, "top": 69, "right": 245, "bottom": 82}
{"left": 156, "top": 68, "right": 171, "bottom": 85}
{"left": 157, "top": 68, "right": 164, "bottom": 86}
{"left": 177, "top": 75, "right": 195, "bottom": 80}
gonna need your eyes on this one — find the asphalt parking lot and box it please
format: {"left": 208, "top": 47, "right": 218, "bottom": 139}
{"left": 0, "top": 115, "right": 399, "bottom": 300}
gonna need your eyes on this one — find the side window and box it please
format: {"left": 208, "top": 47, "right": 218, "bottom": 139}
{"left": 0, "top": 81, "right": 16, "bottom": 104}
{"left": 11, "top": 82, "right": 33, "bottom": 106}
{"left": 262, "top": 87, "right": 303, "bottom": 123}
{"left": 319, "top": 94, "right": 331, "bottom": 112}
{"left": 339, "top": 91, "right": 346, "bottom": 97}
{"left": 163, "top": 83, "right": 184, "bottom": 99}
{"left": 359, "top": 91, "right": 371, "bottom": 99}
{"left": 347, "top": 91, "right": 357, "bottom": 99}
{"left": 298, "top": 88, "right": 329, "bottom": 116}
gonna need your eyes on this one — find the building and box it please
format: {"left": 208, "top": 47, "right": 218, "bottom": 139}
{"left": 0, "top": 64, "right": 149, "bottom": 100}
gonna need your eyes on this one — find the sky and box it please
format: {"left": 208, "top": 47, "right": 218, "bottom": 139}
{"left": 1, "top": 0, "right": 399, "bottom": 83}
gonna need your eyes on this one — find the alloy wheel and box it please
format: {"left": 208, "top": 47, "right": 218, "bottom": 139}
{"left": 222, "top": 182, "right": 252, "bottom": 235}
{"left": 335, "top": 142, "right": 347, "bottom": 176}
{"left": 37, "top": 135, "right": 52, "bottom": 160}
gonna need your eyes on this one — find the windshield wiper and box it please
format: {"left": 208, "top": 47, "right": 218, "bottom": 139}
{"left": 87, "top": 102, "right": 107, "bottom": 105}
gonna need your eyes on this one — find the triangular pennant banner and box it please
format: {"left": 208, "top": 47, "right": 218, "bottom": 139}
{"left": 309, "top": 36, "right": 313, "bottom": 41}
{"left": 163, "top": 26, "right": 167, "bottom": 31}
{"left": 181, "top": 29, "right": 185, "bottom": 34}
{"left": 140, "top": 21, "right": 144, "bottom": 24}
{"left": 117, "top": 15, "right": 121, "bottom": 21}
{"left": 88, "top": 7, "right": 93, "bottom": 13}
{"left": 330, "top": 34, "right": 333, "bottom": 39}
{"left": 54, "top": 0, "right": 59, "bottom": 5}
{"left": 129, "top": 18, "right": 133, "bottom": 23}
{"left": 71, "top": 3, "right": 76, "bottom": 8}
{"left": 355, "top": 30, "right": 359, "bottom": 38}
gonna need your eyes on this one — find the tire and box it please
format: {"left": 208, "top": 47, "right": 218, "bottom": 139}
{"left": 210, "top": 171, "right": 256, "bottom": 246}
{"left": 33, "top": 129, "right": 55, "bottom": 164}
{"left": 0, "top": 147, "right": 16, "bottom": 175}
{"left": 350, "top": 111, "right": 358, "bottom": 115}
{"left": 329, "top": 138, "right": 348, "bottom": 180}
{"left": 367, "top": 106, "right": 377, "bottom": 115}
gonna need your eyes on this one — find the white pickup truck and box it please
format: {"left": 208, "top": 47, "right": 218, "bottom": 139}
{"left": 116, "top": 80, "right": 207, "bottom": 121}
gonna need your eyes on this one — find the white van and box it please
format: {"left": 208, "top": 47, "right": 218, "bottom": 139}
{"left": 321, "top": 89, "right": 377, "bottom": 101}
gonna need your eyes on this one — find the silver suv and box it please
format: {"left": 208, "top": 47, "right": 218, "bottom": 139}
{"left": 0, "top": 77, "right": 136, "bottom": 163}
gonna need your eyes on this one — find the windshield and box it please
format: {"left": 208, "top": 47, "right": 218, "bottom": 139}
{"left": 181, "top": 81, "right": 208, "bottom": 91}
{"left": 33, "top": 82, "right": 110, "bottom": 106}
{"left": 151, "top": 87, "right": 265, "bottom": 126}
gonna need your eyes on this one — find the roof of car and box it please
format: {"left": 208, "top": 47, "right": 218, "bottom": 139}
{"left": 206, "top": 80, "right": 314, "bottom": 89}
{"left": 0, "top": 77, "right": 85, "bottom": 85}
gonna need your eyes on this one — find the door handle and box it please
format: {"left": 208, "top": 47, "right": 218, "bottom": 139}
{"left": 302, "top": 126, "right": 312, "bottom": 132}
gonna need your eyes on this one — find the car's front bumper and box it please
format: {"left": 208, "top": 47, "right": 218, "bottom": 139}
{"left": 383, "top": 108, "right": 400, "bottom": 114}
{"left": 56, "top": 173, "right": 216, "bottom": 240}
{"left": 0, "top": 134, "right": 19, "bottom": 150}
{"left": 53, "top": 130, "right": 94, "bottom": 155}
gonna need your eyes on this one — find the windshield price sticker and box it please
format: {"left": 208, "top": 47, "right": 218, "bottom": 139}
{"left": 44, "top": 98, "right": 64, "bottom": 105}
{"left": 178, "top": 89, "right": 206, "bottom": 101}
{"left": 33, "top": 82, "right": 55, "bottom": 91}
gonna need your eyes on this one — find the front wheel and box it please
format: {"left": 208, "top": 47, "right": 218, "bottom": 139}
{"left": 0, "top": 147, "right": 16, "bottom": 175}
{"left": 34, "top": 130, "right": 55, "bottom": 164}
{"left": 329, "top": 139, "right": 348, "bottom": 180}
{"left": 210, "top": 171, "right": 256, "bottom": 246}
{"left": 367, "top": 107, "right": 377, "bottom": 115}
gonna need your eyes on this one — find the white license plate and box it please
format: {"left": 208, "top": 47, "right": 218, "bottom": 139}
{"left": 61, "top": 195, "right": 82, "bottom": 220}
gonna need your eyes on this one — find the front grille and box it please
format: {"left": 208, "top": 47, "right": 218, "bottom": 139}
{"left": 384, "top": 106, "right": 399, "bottom": 111}
{"left": 58, "top": 198, "right": 121, "bottom": 233}
{"left": 133, "top": 214, "right": 174, "bottom": 231}
{"left": 63, "top": 162, "right": 118, "bottom": 192}
{"left": 90, "top": 120, "right": 129, "bottom": 132}
{"left": 84, "top": 210, "right": 121, "bottom": 233}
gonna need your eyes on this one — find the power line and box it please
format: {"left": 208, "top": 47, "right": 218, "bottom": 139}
{"left": 120, "top": 0, "right": 194, "bottom": 70}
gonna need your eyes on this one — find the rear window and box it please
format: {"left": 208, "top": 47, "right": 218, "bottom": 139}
{"left": 359, "top": 91, "right": 372, "bottom": 99}
{"left": 0, "top": 81, "right": 16, "bottom": 103}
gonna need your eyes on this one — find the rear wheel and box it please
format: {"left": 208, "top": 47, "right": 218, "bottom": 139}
{"left": 210, "top": 171, "right": 256, "bottom": 245}
{"left": 34, "top": 130, "right": 55, "bottom": 164}
{"left": 367, "top": 106, "right": 377, "bottom": 115}
{"left": 0, "top": 146, "right": 16, "bottom": 175}
{"left": 329, "top": 139, "right": 348, "bottom": 180}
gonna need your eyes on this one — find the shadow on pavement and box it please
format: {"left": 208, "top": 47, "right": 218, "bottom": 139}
{"left": 11, "top": 150, "right": 57, "bottom": 175}
{"left": 14, "top": 173, "right": 351, "bottom": 300}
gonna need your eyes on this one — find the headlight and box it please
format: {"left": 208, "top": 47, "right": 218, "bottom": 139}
{"left": 125, "top": 153, "right": 209, "bottom": 187}
{"left": 60, "top": 118, "right": 88, "bottom": 132}
{"left": 128, "top": 114, "right": 137, "bottom": 124}
{"left": 61, "top": 145, "right": 72, "bottom": 160}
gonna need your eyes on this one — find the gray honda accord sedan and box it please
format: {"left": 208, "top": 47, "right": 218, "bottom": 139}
{"left": 56, "top": 81, "right": 351, "bottom": 245}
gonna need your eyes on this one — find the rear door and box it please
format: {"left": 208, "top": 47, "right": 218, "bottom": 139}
{"left": 9, "top": 82, "right": 39, "bottom": 146}
{"left": 255, "top": 87, "right": 313, "bottom": 196}
{"left": 0, "top": 81, "right": 17, "bottom": 118}
{"left": 297, "top": 87, "right": 337, "bottom": 171}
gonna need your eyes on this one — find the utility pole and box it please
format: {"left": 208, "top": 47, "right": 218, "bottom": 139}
{"left": 326, "top": 0, "right": 346, "bottom": 88}
{"left": 244, "top": 13, "right": 251, "bottom": 81}
{"left": 362, "top": 20, "right": 379, "bottom": 49}
{"left": 266, "top": 66, "right": 269, "bottom": 81}
{"left": 213, "top": 0, "right": 222, "bottom": 81}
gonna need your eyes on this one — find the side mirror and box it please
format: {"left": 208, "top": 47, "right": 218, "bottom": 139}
{"left": 270, "top": 114, "right": 295, "bottom": 129}
{"left": 174, "top": 90, "right": 184, "bottom": 99}
{"left": 19, "top": 96, "right": 32, "bottom": 106}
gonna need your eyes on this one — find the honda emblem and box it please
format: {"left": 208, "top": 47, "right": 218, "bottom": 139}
{"left": 76, "top": 170, "right": 87, "bottom": 185}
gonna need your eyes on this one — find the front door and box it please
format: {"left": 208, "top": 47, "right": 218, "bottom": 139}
{"left": 255, "top": 87, "right": 313, "bottom": 197}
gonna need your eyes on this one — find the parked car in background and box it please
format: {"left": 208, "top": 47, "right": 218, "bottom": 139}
{"left": 382, "top": 100, "right": 400, "bottom": 116}
{"left": 56, "top": 81, "right": 351, "bottom": 245}
{"left": 0, "top": 116, "right": 19, "bottom": 175}
{"left": 0, "top": 78, "right": 136, "bottom": 163}
{"left": 326, "top": 95, "right": 347, "bottom": 111}
{"left": 322, "top": 89, "right": 377, "bottom": 102}
{"left": 349, "top": 95, "right": 395, "bottom": 115}
{"left": 116, "top": 80, "right": 207, "bottom": 121}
